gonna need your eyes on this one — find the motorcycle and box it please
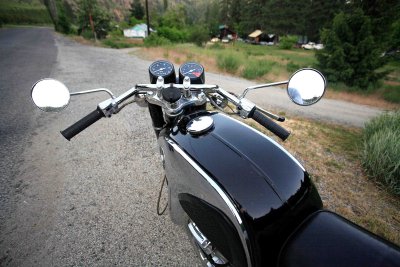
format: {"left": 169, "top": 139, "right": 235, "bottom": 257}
{"left": 31, "top": 60, "right": 400, "bottom": 267}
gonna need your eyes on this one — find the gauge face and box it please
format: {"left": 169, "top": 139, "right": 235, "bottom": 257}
{"left": 149, "top": 60, "right": 176, "bottom": 84}
{"left": 179, "top": 62, "right": 205, "bottom": 84}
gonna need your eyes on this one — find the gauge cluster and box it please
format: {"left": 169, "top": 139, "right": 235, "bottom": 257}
{"left": 149, "top": 60, "right": 205, "bottom": 84}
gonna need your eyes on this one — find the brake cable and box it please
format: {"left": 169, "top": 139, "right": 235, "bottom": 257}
{"left": 157, "top": 174, "right": 168, "bottom": 215}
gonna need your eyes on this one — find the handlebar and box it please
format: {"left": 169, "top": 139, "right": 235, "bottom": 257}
{"left": 250, "top": 108, "right": 290, "bottom": 141}
{"left": 61, "top": 108, "right": 104, "bottom": 140}
{"left": 60, "top": 83, "right": 290, "bottom": 141}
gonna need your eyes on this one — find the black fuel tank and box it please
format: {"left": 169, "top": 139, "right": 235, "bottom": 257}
{"left": 169, "top": 112, "right": 322, "bottom": 266}
{"left": 171, "top": 112, "right": 320, "bottom": 217}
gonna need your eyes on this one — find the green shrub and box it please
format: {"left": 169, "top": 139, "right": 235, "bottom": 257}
{"left": 209, "top": 42, "right": 225, "bottom": 50}
{"left": 188, "top": 26, "right": 210, "bottom": 47}
{"left": 143, "top": 33, "right": 172, "bottom": 47}
{"left": 362, "top": 111, "right": 400, "bottom": 195}
{"left": 157, "top": 27, "right": 188, "bottom": 43}
{"left": 216, "top": 53, "right": 241, "bottom": 73}
{"left": 279, "top": 35, "right": 297, "bottom": 50}
{"left": 242, "top": 60, "right": 275, "bottom": 79}
{"left": 102, "top": 39, "right": 136, "bottom": 49}
{"left": 382, "top": 84, "right": 400, "bottom": 103}
{"left": 286, "top": 62, "right": 301, "bottom": 73}
{"left": 81, "top": 29, "right": 95, "bottom": 39}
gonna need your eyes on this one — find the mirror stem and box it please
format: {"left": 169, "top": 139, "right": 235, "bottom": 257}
{"left": 240, "top": 80, "right": 288, "bottom": 99}
{"left": 70, "top": 88, "right": 116, "bottom": 99}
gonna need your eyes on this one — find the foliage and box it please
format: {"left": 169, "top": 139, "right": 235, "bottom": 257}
{"left": 188, "top": 26, "right": 210, "bottom": 47}
{"left": 216, "top": 53, "right": 241, "bottom": 73}
{"left": 158, "top": 4, "right": 186, "bottom": 28}
{"left": 157, "top": 26, "right": 188, "bottom": 43}
{"left": 143, "top": 33, "right": 171, "bottom": 47}
{"left": 316, "top": 10, "right": 386, "bottom": 89}
{"left": 362, "top": 111, "right": 400, "bottom": 195}
{"left": 0, "top": 0, "right": 52, "bottom": 25}
{"left": 55, "top": 0, "right": 72, "bottom": 34}
{"left": 389, "top": 19, "right": 400, "bottom": 52}
{"left": 350, "top": 0, "right": 400, "bottom": 51}
{"left": 129, "top": 16, "right": 143, "bottom": 27}
{"left": 382, "top": 84, "right": 400, "bottom": 103}
{"left": 242, "top": 60, "right": 275, "bottom": 79}
{"left": 78, "top": 0, "right": 111, "bottom": 39}
{"left": 279, "top": 35, "right": 297, "bottom": 50}
{"left": 130, "top": 0, "right": 144, "bottom": 20}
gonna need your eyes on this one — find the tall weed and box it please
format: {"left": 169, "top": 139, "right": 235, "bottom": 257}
{"left": 362, "top": 111, "right": 400, "bottom": 195}
{"left": 242, "top": 60, "right": 275, "bottom": 79}
{"left": 216, "top": 52, "right": 241, "bottom": 73}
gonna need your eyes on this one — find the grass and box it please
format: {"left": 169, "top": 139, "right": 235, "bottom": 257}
{"left": 234, "top": 113, "right": 399, "bottom": 245}
{"left": 135, "top": 42, "right": 400, "bottom": 108}
{"left": 0, "top": 0, "right": 52, "bottom": 25}
{"left": 102, "top": 37, "right": 143, "bottom": 49}
{"left": 362, "top": 111, "right": 400, "bottom": 195}
{"left": 216, "top": 52, "right": 242, "bottom": 73}
{"left": 242, "top": 60, "right": 276, "bottom": 79}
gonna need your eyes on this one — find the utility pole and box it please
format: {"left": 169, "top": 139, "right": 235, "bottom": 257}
{"left": 145, "top": 0, "right": 150, "bottom": 37}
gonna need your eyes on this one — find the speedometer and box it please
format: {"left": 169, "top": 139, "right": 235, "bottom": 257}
{"left": 179, "top": 62, "right": 205, "bottom": 84}
{"left": 149, "top": 60, "right": 176, "bottom": 84}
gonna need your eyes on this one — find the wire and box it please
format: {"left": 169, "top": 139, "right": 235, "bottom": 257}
{"left": 157, "top": 174, "right": 168, "bottom": 215}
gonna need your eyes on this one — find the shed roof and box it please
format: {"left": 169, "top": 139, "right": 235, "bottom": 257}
{"left": 249, "top": 30, "right": 262, "bottom": 38}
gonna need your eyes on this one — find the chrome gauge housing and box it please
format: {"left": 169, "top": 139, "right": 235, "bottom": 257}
{"left": 179, "top": 62, "right": 205, "bottom": 84}
{"left": 149, "top": 60, "right": 176, "bottom": 84}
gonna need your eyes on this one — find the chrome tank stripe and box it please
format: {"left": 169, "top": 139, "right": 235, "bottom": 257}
{"left": 165, "top": 137, "right": 252, "bottom": 266}
{"left": 166, "top": 138, "right": 243, "bottom": 224}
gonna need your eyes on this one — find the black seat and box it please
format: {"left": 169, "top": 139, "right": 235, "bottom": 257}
{"left": 278, "top": 210, "right": 400, "bottom": 267}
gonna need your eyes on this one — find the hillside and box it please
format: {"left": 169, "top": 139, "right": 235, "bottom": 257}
{"left": 0, "top": 0, "right": 52, "bottom": 25}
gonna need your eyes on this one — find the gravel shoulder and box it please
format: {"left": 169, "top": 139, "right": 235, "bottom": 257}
{"left": 1, "top": 29, "right": 198, "bottom": 266}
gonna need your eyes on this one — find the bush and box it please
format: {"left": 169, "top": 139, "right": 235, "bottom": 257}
{"left": 216, "top": 53, "right": 241, "bottom": 73}
{"left": 362, "top": 111, "right": 400, "bottom": 195}
{"left": 209, "top": 42, "right": 225, "bottom": 50}
{"left": 188, "top": 26, "right": 210, "bottom": 47}
{"left": 242, "top": 60, "right": 275, "bottom": 79}
{"left": 143, "top": 33, "right": 172, "bottom": 47}
{"left": 286, "top": 62, "right": 301, "bottom": 73}
{"left": 279, "top": 35, "right": 297, "bottom": 50}
{"left": 382, "top": 84, "right": 400, "bottom": 103}
{"left": 157, "top": 27, "right": 188, "bottom": 43}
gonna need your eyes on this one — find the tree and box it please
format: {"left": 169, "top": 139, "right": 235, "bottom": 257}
{"left": 350, "top": 0, "right": 400, "bottom": 50}
{"left": 78, "top": 0, "right": 111, "bottom": 39}
{"left": 316, "top": 9, "right": 386, "bottom": 89}
{"left": 130, "top": 0, "right": 144, "bottom": 20}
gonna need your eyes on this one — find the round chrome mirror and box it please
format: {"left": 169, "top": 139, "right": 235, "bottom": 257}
{"left": 31, "top": 79, "right": 70, "bottom": 112}
{"left": 287, "top": 68, "right": 326, "bottom": 106}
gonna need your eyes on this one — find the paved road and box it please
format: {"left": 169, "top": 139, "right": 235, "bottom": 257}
{"left": 0, "top": 27, "right": 385, "bottom": 266}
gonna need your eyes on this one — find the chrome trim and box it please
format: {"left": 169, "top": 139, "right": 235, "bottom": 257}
{"left": 165, "top": 138, "right": 252, "bottom": 266}
{"left": 70, "top": 88, "right": 116, "bottom": 99}
{"left": 188, "top": 222, "right": 212, "bottom": 254}
{"left": 186, "top": 116, "right": 214, "bottom": 135}
{"left": 166, "top": 138, "right": 243, "bottom": 225}
{"left": 239, "top": 80, "right": 289, "bottom": 99}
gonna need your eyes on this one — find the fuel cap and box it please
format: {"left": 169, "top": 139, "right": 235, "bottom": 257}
{"left": 186, "top": 116, "right": 214, "bottom": 135}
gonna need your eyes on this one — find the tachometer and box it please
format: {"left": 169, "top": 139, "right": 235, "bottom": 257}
{"left": 149, "top": 60, "right": 176, "bottom": 84}
{"left": 179, "top": 62, "right": 205, "bottom": 84}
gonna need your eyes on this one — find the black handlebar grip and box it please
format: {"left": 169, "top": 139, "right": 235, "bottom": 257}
{"left": 61, "top": 108, "right": 104, "bottom": 141}
{"left": 250, "top": 108, "right": 290, "bottom": 141}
